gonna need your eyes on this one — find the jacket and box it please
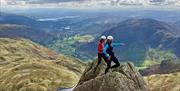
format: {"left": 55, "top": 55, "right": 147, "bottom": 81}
{"left": 103, "top": 42, "right": 123, "bottom": 57}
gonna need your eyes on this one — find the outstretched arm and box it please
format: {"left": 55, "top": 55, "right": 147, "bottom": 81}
{"left": 112, "top": 43, "right": 125, "bottom": 47}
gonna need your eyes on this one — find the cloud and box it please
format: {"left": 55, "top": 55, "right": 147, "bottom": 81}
{"left": 1, "top": 0, "right": 8, "bottom": 5}
{"left": 1, "top": 0, "right": 180, "bottom": 8}
{"left": 2, "top": 0, "right": 84, "bottom": 5}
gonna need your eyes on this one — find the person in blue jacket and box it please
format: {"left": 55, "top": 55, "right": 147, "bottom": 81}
{"left": 104, "top": 35, "right": 125, "bottom": 74}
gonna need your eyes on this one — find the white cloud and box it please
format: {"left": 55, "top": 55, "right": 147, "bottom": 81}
{"left": 1, "top": 0, "right": 180, "bottom": 8}
{"left": 1, "top": 0, "right": 8, "bottom": 5}
{"left": 175, "top": 1, "right": 180, "bottom": 6}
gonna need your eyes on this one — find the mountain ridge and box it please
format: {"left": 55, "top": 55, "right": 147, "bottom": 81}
{"left": 0, "top": 23, "right": 55, "bottom": 45}
{"left": 77, "top": 18, "right": 180, "bottom": 64}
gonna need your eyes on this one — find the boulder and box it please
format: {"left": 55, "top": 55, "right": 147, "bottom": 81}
{"left": 74, "top": 60, "right": 149, "bottom": 91}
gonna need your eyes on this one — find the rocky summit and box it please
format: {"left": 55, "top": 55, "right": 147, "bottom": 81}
{"left": 74, "top": 60, "right": 149, "bottom": 91}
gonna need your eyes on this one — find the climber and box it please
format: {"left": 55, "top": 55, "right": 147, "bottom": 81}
{"left": 104, "top": 35, "right": 125, "bottom": 74}
{"left": 94, "top": 35, "right": 108, "bottom": 73}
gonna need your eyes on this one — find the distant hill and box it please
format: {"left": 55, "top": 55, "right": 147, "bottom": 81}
{"left": 0, "top": 24, "right": 54, "bottom": 45}
{"left": 0, "top": 38, "right": 85, "bottom": 91}
{"left": 0, "top": 12, "right": 124, "bottom": 36}
{"left": 139, "top": 59, "right": 180, "bottom": 76}
{"left": 1, "top": 13, "right": 179, "bottom": 64}
{"left": 0, "top": 13, "right": 71, "bottom": 30}
{"left": 0, "top": 13, "right": 126, "bottom": 59}
{"left": 77, "top": 19, "right": 180, "bottom": 64}
{"left": 0, "top": 13, "right": 37, "bottom": 27}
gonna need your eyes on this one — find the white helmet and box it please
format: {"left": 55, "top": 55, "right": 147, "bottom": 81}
{"left": 107, "top": 35, "right": 113, "bottom": 40}
{"left": 100, "top": 35, "right": 106, "bottom": 40}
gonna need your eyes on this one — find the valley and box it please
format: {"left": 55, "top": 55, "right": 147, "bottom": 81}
{"left": 1, "top": 11, "right": 179, "bottom": 64}
{"left": 78, "top": 18, "right": 180, "bottom": 66}
{"left": 0, "top": 8, "right": 180, "bottom": 91}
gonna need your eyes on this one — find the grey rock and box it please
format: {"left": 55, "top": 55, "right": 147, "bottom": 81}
{"left": 74, "top": 60, "right": 150, "bottom": 91}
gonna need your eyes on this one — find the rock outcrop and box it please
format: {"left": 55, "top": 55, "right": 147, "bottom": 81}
{"left": 74, "top": 60, "right": 149, "bottom": 91}
{"left": 139, "top": 59, "right": 180, "bottom": 76}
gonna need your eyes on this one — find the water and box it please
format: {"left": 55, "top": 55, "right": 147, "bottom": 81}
{"left": 57, "top": 86, "right": 75, "bottom": 91}
{"left": 37, "top": 16, "right": 80, "bottom": 21}
{"left": 58, "top": 88, "right": 74, "bottom": 91}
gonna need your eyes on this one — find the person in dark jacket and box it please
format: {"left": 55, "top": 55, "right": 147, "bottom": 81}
{"left": 104, "top": 35, "right": 125, "bottom": 74}
{"left": 94, "top": 35, "right": 108, "bottom": 73}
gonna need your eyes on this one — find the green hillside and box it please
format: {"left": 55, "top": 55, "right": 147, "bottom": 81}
{"left": 0, "top": 38, "right": 85, "bottom": 91}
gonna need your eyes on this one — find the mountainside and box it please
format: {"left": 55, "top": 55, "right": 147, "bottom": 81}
{"left": 141, "top": 59, "right": 180, "bottom": 91}
{"left": 0, "top": 38, "right": 85, "bottom": 91}
{"left": 1, "top": 13, "right": 179, "bottom": 64}
{"left": 139, "top": 59, "right": 180, "bottom": 76}
{"left": 144, "top": 72, "right": 180, "bottom": 91}
{"left": 0, "top": 13, "right": 125, "bottom": 60}
{"left": 77, "top": 19, "right": 180, "bottom": 64}
{"left": 74, "top": 59, "right": 149, "bottom": 91}
{"left": 0, "top": 24, "right": 54, "bottom": 45}
{"left": 0, "top": 13, "right": 64, "bottom": 29}
{"left": 0, "top": 12, "right": 122, "bottom": 36}
{"left": 0, "top": 13, "right": 37, "bottom": 26}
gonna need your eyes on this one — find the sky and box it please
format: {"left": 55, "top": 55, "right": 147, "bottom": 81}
{"left": 1, "top": 0, "right": 180, "bottom": 9}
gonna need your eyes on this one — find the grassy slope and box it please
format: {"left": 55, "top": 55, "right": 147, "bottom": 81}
{"left": 144, "top": 72, "right": 180, "bottom": 91}
{"left": 48, "top": 34, "right": 94, "bottom": 58}
{"left": 137, "top": 48, "right": 177, "bottom": 70}
{"left": 0, "top": 38, "right": 85, "bottom": 91}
